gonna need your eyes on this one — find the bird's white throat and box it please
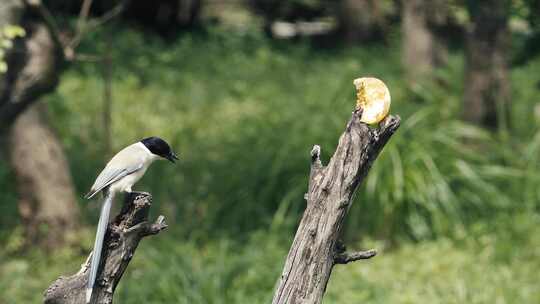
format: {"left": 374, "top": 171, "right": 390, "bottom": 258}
{"left": 136, "top": 142, "right": 161, "bottom": 162}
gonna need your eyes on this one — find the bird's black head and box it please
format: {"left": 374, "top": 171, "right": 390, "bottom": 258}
{"left": 141, "top": 136, "right": 179, "bottom": 163}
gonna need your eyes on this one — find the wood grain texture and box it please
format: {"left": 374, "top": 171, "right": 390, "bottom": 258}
{"left": 44, "top": 192, "right": 167, "bottom": 304}
{"left": 272, "top": 110, "right": 400, "bottom": 304}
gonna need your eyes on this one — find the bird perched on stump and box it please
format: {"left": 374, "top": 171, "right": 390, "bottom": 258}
{"left": 84, "top": 136, "right": 178, "bottom": 303}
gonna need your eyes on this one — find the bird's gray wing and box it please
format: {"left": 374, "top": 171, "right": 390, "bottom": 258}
{"left": 84, "top": 163, "right": 142, "bottom": 199}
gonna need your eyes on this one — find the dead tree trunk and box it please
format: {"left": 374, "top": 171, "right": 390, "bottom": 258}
{"left": 272, "top": 110, "right": 400, "bottom": 304}
{"left": 44, "top": 192, "right": 167, "bottom": 304}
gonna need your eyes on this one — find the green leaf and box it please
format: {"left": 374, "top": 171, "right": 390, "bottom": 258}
{"left": 0, "top": 61, "right": 7, "bottom": 73}
{"left": 2, "top": 25, "right": 25, "bottom": 39}
{"left": 1, "top": 39, "right": 13, "bottom": 49}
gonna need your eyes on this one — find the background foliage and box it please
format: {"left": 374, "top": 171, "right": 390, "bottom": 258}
{"left": 1, "top": 1, "right": 540, "bottom": 302}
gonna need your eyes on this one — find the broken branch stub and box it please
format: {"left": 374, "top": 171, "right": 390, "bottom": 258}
{"left": 44, "top": 192, "right": 167, "bottom": 304}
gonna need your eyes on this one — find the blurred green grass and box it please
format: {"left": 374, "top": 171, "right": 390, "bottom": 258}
{"left": 2, "top": 212, "right": 539, "bottom": 303}
{"left": 1, "top": 25, "right": 540, "bottom": 303}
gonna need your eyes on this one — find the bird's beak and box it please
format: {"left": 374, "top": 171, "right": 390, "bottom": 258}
{"left": 167, "top": 152, "right": 179, "bottom": 163}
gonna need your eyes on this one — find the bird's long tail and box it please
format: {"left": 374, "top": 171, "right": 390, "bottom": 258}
{"left": 86, "top": 191, "right": 114, "bottom": 303}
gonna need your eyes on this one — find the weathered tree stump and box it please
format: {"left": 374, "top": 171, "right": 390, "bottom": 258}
{"left": 272, "top": 110, "right": 400, "bottom": 304}
{"left": 44, "top": 192, "right": 167, "bottom": 304}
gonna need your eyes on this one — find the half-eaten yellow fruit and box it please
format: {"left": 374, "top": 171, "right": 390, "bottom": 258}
{"left": 353, "top": 77, "right": 391, "bottom": 124}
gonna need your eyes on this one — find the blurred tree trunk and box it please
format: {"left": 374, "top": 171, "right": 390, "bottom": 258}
{"left": 426, "top": 0, "right": 449, "bottom": 68}
{"left": 0, "top": 14, "right": 62, "bottom": 129}
{"left": 401, "top": 0, "right": 449, "bottom": 83}
{"left": 337, "top": 0, "right": 385, "bottom": 43}
{"left": 0, "top": 3, "right": 80, "bottom": 249}
{"left": 463, "top": 0, "right": 511, "bottom": 128}
{"left": 102, "top": 33, "right": 113, "bottom": 159}
{"left": 0, "top": 0, "right": 24, "bottom": 98}
{"left": 123, "top": 0, "right": 202, "bottom": 36}
{"left": 176, "top": 0, "right": 201, "bottom": 27}
{"left": 9, "top": 103, "right": 80, "bottom": 249}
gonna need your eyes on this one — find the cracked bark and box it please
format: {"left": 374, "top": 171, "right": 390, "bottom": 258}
{"left": 272, "top": 110, "right": 400, "bottom": 304}
{"left": 44, "top": 192, "right": 167, "bottom": 304}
